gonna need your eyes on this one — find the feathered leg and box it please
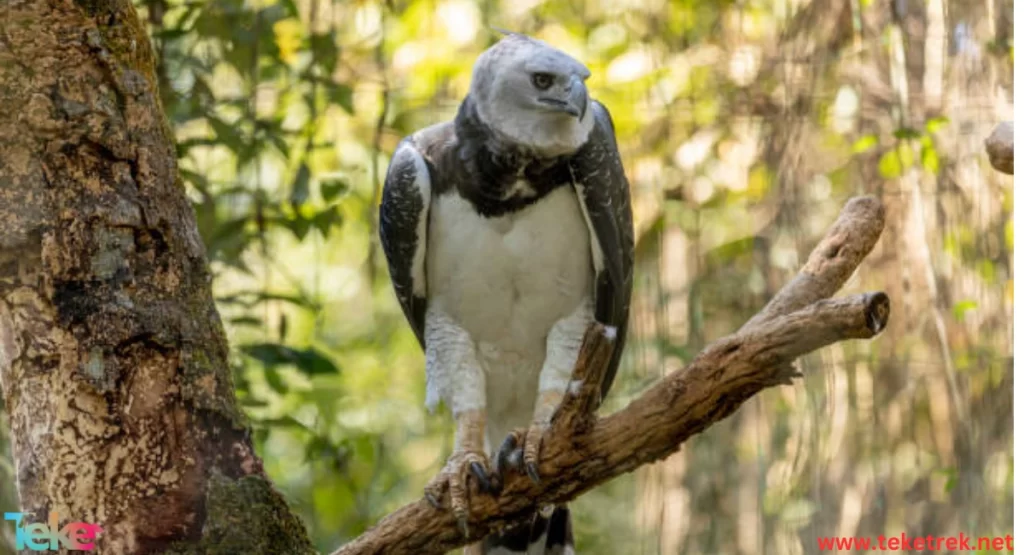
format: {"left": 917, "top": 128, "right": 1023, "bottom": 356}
{"left": 423, "top": 307, "right": 496, "bottom": 534}
{"left": 496, "top": 299, "right": 592, "bottom": 484}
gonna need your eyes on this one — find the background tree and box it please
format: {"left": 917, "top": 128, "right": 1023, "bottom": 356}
{"left": 0, "top": 0, "right": 1013, "bottom": 553}
{"left": 0, "top": 0, "right": 313, "bottom": 552}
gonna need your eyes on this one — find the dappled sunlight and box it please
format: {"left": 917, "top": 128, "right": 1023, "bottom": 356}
{"left": 80, "top": 0, "right": 1017, "bottom": 552}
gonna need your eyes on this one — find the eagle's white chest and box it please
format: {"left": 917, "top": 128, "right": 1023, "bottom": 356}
{"left": 426, "top": 184, "right": 593, "bottom": 440}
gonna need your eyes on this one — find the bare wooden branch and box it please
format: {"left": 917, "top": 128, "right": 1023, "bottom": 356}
{"left": 985, "top": 121, "right": 1013, "bottom": 175}
{"left": 332, "top": 196, "right": 889, "bottom": 555}
{"left": 741, "top": 196, "right": 885, "bottom": 331}
{"left": 550, "top": 323, "right": 616, "bottom": 433}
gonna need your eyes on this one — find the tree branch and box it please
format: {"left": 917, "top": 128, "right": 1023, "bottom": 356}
{"left": 740, "top": 195, "right": 885, "bottom": 331}
{"left": 985, "top": 121, "right": 1013, "bottom": 175}
{"left": 332, "top": 196, "right": 888, "bottom": 555}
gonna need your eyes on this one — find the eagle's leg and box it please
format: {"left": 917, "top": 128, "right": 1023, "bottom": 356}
{"left": 496, "top": 299, "right": 593, "bottom": 485}
{"left": 424, "top": 408, "right": 494, "bottom": 535}
{"left": 423, "top": 306, "right": 495, "bottom": 535}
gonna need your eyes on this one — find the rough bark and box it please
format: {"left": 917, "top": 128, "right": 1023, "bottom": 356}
{"left": 332, "top": 197, "right": 889, "bottom": 555}
{"left": 985, "top": 121, "right": 1013, "bottom": 175}
{"left": 0, "top": 1, "right": 314, "bottom": 553}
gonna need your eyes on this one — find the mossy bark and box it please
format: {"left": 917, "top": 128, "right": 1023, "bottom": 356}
{"left": 0, "top": 1, "right": 314, "bottom": 552}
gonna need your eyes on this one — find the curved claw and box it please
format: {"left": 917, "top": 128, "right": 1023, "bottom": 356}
{"left": 508, "top": 447, "right": 524, "bottom": 468}
{"left": 520, "top": 423, "right": 547, "bottom": 485}
{"left": 495, "top": 426, "right": 547, "bottom": 485}
{"left": 526, "top": 462, "right": 541, "bottom": 484}
{"left": 423, "top": 449, "right": 495, "bottom": 536}
{"left": 424, "top": 490, "right": 443, "bottom": 509}
{"left": 495, "top": 432, "right": 522, "bottom": 474}
{"left": 470, "top": 461, "right": 493, "bottom": 494}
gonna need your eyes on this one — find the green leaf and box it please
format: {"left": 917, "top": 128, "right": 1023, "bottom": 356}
{"left": 878, "top": 144, "right": 914, "bottom": 179}
{"left": 877, "top": 149, "right": 903, "bottom": 179}
{"left": 320, "top": 176, "right": 349, "bottom": 202}
{"left": 330, "top": 84, "right": 354, "bottom": 114}
{"left": 269, "top": 134, "right": 290, "bottom": 159}
{"left": 893, "top": 127, "right": 921, "bottom": 140}
{"left": 238, "top": 398, "right": 269, "bottom": 409}
{"left": 255, "top": 292, "right": 317, "bottom": 308}
{"left": 305, "top": 435, "right": 347, "bottom": 467}
{"left": 265, "top": 367, "right": 289, "bottom": 394}
{"left": 179, "top": 168, "right": 211, "bottom": 192}
{"left": 243, "top": 343, "right": 293, "bottom": 366}
{"left": 237, "top": 139, "right": 259, "bottom": 170}
{"left": 852, "top": 134, "right": 878, "bottom": 153}
{"left": 217, "top": 291, "right": 315, "bottom": 309}
{"left": 280, "top": 214, "right": 312, "bottom": 240}
{"left": 290, "top": 163, "right": 311, "bottom": 207}
{"left": 154, "top": 28, "right": 189, "bottom": 41}
{"left": 937, "top": 467, "right": 959, "bottom": 493}
{"left": 206, "top": 217, "right": 253, "bottom": 268}
{"left": 312, "top": 207, "right": 342, "bottom": 236}
{"left": 229, "top": 316, "right": 264, "bottom": 327}
{"left": 921, "top": 144, "right": 940, "bottom": 174}
{"left": 208, "top": 116, "right": 243, "bottom": 152}
{"left": 278, "top": 313, "right": 288, "bottom": 342}
{"left": 254, "top": 416, "right": 310, "bottom": 431}
{"left": 925, "top": 116, "right": 950, "bottom": 135}
{"left": 310, "top": 32, "right": 339, "bottom": 74}
{"left": 952, "top": 300, "right": 977, "bottom": 321}
{"left": 241, "top": 343, "right": 340, "bottom": 376}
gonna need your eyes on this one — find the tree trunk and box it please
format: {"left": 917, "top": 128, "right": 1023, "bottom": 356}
{"left": 0, "top": 1, "right": 314, "bottom": 553}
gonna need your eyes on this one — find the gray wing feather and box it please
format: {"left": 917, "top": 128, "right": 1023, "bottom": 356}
{"left": 379, "top": 140, "right": 431, "bottom": 348}
{"left": 570, "top": 101, "right": 635, "bottom": 398}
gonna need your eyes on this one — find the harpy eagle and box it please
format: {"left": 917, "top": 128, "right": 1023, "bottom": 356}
{"left": 379, "top": 32, "right": 633, "bottom": 554}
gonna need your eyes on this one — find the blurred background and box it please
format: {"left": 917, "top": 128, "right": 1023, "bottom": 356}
{"left": 0, "top": 0, "right": 1013, "bottom": 553}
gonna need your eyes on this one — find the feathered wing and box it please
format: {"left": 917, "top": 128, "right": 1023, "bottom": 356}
{"left": 379, "top": 139, "right": 433, "bottom": 348}
{"left": 570, "top": 100, "right": 635, "bottom": 398}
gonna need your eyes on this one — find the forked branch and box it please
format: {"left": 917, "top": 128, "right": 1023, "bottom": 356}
{"left": 333, "top": 196, "right": 888, "bottom": 555}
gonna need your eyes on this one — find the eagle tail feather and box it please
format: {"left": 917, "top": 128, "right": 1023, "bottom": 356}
{"left": 479, "top": 505, "right": 574, "bottom": 555}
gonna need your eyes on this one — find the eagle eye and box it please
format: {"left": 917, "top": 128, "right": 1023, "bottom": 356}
{"left": 531, "top": 72, "right": 555, "bottom": 90}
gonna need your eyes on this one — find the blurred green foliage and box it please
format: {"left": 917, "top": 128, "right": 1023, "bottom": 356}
{"left": 2, "top": 0, "right": 1010, "bottom": 553}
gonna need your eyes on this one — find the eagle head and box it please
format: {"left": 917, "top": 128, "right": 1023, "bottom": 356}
{"left": 469, "top": 33, "right": 596, "bottom": 158}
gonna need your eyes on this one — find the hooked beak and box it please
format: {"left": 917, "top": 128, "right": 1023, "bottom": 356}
{"left": 539, "top": 75, "right": 589, "bottom": 121}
